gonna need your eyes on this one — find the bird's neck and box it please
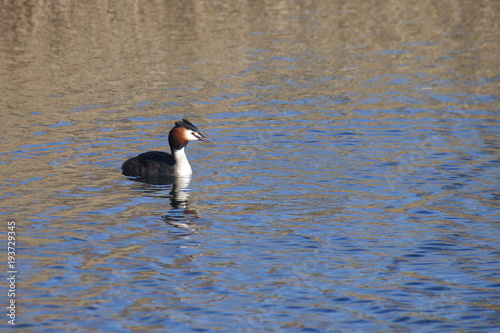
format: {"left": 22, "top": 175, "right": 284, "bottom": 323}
{"left": 172, "top": 147, "right": 192, "bottom": 177}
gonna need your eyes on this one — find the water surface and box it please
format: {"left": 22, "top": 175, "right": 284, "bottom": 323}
{"left": 1, "top": 1, "right": 499, "bottom": 332}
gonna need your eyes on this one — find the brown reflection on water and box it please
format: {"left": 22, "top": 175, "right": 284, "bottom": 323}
{"left": 1, "top": 0, "right": 498, "bottom": 113}
{"left": 1, "top": 0, "right": 496, "bottom": 137}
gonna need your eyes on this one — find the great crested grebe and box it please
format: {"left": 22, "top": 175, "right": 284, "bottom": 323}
{"left": 122, "top": 119, "right": 215, "bottom": 178}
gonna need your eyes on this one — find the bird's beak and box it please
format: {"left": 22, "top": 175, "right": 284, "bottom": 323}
{"left": 196, "top": 133, "right": 216, "bottom": 143}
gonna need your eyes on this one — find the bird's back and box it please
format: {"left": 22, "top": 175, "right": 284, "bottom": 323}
{"left": 121, "top": 151, "right": 176, "bottom": 177}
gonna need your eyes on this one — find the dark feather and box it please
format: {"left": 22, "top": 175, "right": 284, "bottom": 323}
{"left": 122, "top": 151, "right": 176, "bottom": 177}
{"left": 175, "top": 118, "right": 198, "bottom": 132}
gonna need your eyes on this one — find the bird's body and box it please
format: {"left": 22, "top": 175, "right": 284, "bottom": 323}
{"left": 122, "top": 119, "right": 214, "bottom": 179}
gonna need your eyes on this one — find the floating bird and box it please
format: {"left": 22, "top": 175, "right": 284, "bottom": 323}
{"left": 122, "top": 119, "right": 215, "bottom": 179}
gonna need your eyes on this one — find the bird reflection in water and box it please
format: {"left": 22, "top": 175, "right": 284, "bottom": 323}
{"left": 124, "top": 174, "right": 204, "bottom": 235}
{"left": 163, "top": 176, "right": 198, "bottom": 231}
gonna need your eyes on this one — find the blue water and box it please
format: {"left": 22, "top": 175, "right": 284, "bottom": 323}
{"left": 1, "top": 1, "right": 500, "bottom": 332}
{"left": 3, "top": 94, "right": 499, "bottom": 332}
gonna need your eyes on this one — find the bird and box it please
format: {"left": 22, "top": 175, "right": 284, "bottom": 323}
{"left": 122, "top": 118, "right": 215, "bottom": 179}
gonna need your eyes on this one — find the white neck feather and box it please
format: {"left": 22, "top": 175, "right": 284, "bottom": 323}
{"left": 173, "top": 147, "right": 192, "bottom": 177}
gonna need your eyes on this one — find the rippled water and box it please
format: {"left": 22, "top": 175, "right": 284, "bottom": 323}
{"left": 1, "top": 1, "right": 500, "bottom": 332}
